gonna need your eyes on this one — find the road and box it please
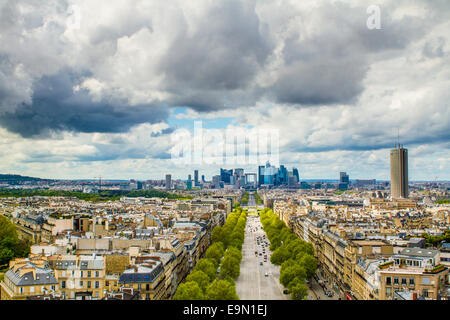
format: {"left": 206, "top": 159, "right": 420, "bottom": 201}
{"left": 235, "top": 215, "right": 289, "bottom": 300}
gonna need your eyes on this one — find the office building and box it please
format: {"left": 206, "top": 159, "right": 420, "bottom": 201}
{"left": 165, "top": 174, "right": 171, "bottom": 190}
{"left": 390, "top": 145, "right": 408, "bottom": 198}
{"left": 194, "top": 170, "right": 199, "bottom": 186}
{"left": 339, "top": 172, "right": 350, "bottom": 190}
{"left": 220, "top": 169, "right": 233, "bottom": 184}
{"left": 293, "top": 168, "right": 299, "bottom": 183}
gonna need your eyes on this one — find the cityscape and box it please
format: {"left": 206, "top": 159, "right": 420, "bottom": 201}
{"left": 0, "top": 0, "right": 449, "bottom": 308}
{"left": 0, "top": 144, "right": 449, "bottom": 301}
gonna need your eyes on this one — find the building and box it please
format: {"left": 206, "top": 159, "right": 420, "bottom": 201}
{"left": 194, "top": 170, "right": 199, "bottom": 186}
{"left": 293, "top": 168, "right": 300, "bottom": 184}
{"left": 118, "top": 261, "right": 165, "bottom": 300}
{"left": 379, "top": 247, "right": 448, "bottom": 300}
{"left": 390, "top": 145, "right": 408, "bottom": 198}
{"left": 339, "top": 172, "right": 350, "bottom": 190}
{"left": 220, "top": 169, "right": 233, "bottom": 184}
{"left": 49, "top": 254, "right": 106, "bottom": 300}
{"left": 0, "top": 256, "right": 59, "bottom": 300}
{"left": 165, "top": 174, "right": 171, "bottom": 190}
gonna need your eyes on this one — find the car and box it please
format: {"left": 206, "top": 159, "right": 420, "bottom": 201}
{"left": 260, "top": 262, "right": 263, "bottom": 266}
{"left": 265, "top": 272, "right": 268, "bottom": 277}
{"left": 283, "top": 289, "right": 289, "bottom": 294}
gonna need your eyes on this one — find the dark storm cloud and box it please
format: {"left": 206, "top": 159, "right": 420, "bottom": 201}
{"left": 0, "top": 70, "right": 169, "bottom": 137}
{"left": 268, "top": 3, "right": 430, "bottom": 106}
{"left": 159, "top": 0, "right": 273, "bottom": 111}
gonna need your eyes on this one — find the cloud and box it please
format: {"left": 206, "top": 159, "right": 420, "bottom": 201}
{"left": 0, "top": 0, "right": 449, "bottom": 179}
{"left": 0, "top": 70, "right": 169, "bottom": 137}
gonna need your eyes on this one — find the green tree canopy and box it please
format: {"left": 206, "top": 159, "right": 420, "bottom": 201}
{"left": 193, "top": 259, "right": 217, "bottom": 282}
{"left": 185, "top": 270, "right": 211, "bottom": 292}
{"left": 205, "top": 242, "right": 225, "bottom": 266}
{"left": 206, "top": 279, "right": 239, "bottom": 300}
{"left": 289, "top": 278, "right": 309, "bottom": 300}
{"left": 173, "top": 281, "right": 205, "bottom": 300}
{"left": 219, "top": 256, "right": 240, "bottom": 279}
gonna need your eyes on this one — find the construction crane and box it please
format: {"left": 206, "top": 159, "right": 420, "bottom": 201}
{"left": 94, "top": 176, "right": 102, "bottom": 192}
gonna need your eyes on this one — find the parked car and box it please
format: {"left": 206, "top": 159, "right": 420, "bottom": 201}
{"left": 283, "top": 289, "right": 289, "bottom": 294}
{"left": 260, "top": 262, "right": 263, "bottom": 266}
{"left": 265, "top": 273, "right": 268, "bottom": 277}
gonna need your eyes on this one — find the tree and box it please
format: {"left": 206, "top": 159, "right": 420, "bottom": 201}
{"left": 300, "top": 254, "right": 318, "bottom": 279}
{"left": 193, "top": 259, "right": 217, "bottom": 282}
{"left": 205, "top": 242, "right": 225, "bottom": 266}
{"left": 270, "top": 246, "right": 290, "bottom": 265}
{"left": 206, "top": 279, "right": 239, "bottom": 300}
{"left": 289, "top": 278, "right": 308, "bottom": 300}
{"left": 211, "top": 226, "right": 225, "bottom": 244}
{"left": 219, "top": 256, "right": 240, "bottom": 279}
{"left": 0, "top": 216, "right": 30, "bottom": 267}
{"left": 173, "top": 281, "right": 205, "bottom": 300}
{"left": 185, "top": 271, "right": 211, "bottom": 292}
{"left": 280, "top": 264, "right": 306, "bottom": 288}
{"left": 225, "top": 247, "right": 242, "bottom": 263}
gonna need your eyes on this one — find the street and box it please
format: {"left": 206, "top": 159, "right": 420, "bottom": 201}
{"left": 235, "top": 214, "right": 289, "bottom": 300}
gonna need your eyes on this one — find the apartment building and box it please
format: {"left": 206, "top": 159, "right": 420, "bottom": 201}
{"left": 119, "top": 261, "right": 165, "bottom": 300}
{"left": 0, "top": 256, "right": 58, "bottom": 300}
{"left": 379, "top": 248, "right": 448, "bottom": 300}
{"left": 48, "top": 254, "right": 106, "bottom": 300}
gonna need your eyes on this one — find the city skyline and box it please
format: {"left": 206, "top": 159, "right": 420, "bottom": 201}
{"left": 0, "top": 1, "right": 449, "bottom": 181}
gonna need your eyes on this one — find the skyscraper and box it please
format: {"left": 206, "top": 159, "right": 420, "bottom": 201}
{"left": 220, "top": 169, "right": 233, "bottom": 184}
{"left": 194, "top": 170, "right": 199, "bottom": 186}
{"left": 339, "top": 172, "right": 349, "bottom": 190}
{"left": 165, "top": 174, "right": 171, "bottom": 190}
{"left": 390, "top": 144, "right": 408, "bottom": 198}
{"left": 258, "top": 165, "right": 265, "bottom": 186}
{"left": 293, "top": 168, "right": 299, "bottom": 183}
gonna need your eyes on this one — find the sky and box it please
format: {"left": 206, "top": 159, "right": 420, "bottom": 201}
{"left": 0, "top": 0, "right": 449, "bottom": 181}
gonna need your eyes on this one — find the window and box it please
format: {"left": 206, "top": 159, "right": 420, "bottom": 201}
{"left": 423, "top": 289, "right": 429, "bottom": 297}
{"left": 386, "top": 277, "right": 392, "bottom": 285}
{"left": 386, "top": 287, "right": 391, "bottom": 297}
{"left": 401, "top": 278, "right": 407, "bottom": 286}
{"left": 105, "top": 281, "right": 109, "bottom": 287}
{"left": 146, "top": 284, "right": 150, "bottom": 290}
{"left": 95, "top": 281, "right": 99, "bottom": 289}
{"left": 80, "top": 271, "right": 83, "bottom": 277}
{"left": 30, "top": 287, "right": 35, "bottom": 293}
{"left": 88, "top": 271, "right": 91, "bottom": 278}
{"left": 422, "top": 277, "right": 430, "bottom": 285}
{"left": 393, "top": 277, "right": 399, "bottom": 285}
{"left": 80, "top": 281, "right": 83, "bottom": 287}
{"left": 61, "top": 281, "right": 66, "bottom": 289}
{"left": 95, "top": 271, "right": 99, "bottom": 277}
{"left": 87, "top": 281, "right": 91, "bottom": 289}
{"left": 409, "top": 278, "right": 415, "bottom": 286}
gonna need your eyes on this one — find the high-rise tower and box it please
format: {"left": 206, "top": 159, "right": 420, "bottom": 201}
{"left": 390, "top": 144, "right": 408, "bottom": 198}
